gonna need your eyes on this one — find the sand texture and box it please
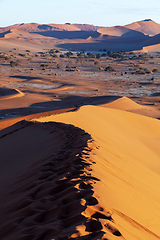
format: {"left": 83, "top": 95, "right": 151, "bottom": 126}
{"left": 1, "top": 120, "right": 102, "bottom": 240}
{"left": 35, "top": 104, "right": 160, "bottom": 239}
{"left": 101, "top": 96, "right": 160, "bottom": 118}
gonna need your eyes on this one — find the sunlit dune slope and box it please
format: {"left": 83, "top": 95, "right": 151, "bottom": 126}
{"left": 101, "top": 96, "right": 160, "bottom": 119}
{"left": 0, "top": 20, "right": 160, "bottom": 51}
{"left": 97, "top": 26, "right": 147, "bottom": 40}
{"left": 97, "top": 19, "right": 160, "bottom": 38}
{"left": 102, "top": 96, "right": 142, "bottom": 110}
{"left": 3, "top": 28, "right": 49, "bottom": 39}
{"left": 125, "top": 19, "right": 160, "bottom": 36}
{"left": 97, "top": 26, "right": 129, "bottom": 37}
{"left": 37, "top": 105, "right": 160, "bottom": 239}
{"left": 142, "top": 43, "right": 160, "bottom": 52}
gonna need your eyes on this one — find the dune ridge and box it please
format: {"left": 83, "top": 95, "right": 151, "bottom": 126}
{"left": 101, "top": 96, "right": 160, "bottom": 119}
{"left": 125, "top": 19, "right": 160, "bottom": 36}
{"left": 36, "top": 105, "right": 160, "bottom": 239}
{"left": 0, "top": 120, "right": 120, "bottom": 240}
{"left": 0, "top": 87, "right": 24, "bottom": 100}
{"left": 0, "top": 19, "right": 160, "bottom": 51}
{"left": 1, "top": 102, "right": 160, "bottom": 239}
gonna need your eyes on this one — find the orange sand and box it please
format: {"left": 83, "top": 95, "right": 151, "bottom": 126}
{"left": 36, "top": 103, "right": 160, "bottom": 239}
{"left": 101, "top": 96, "right": 160, "bottom": 119}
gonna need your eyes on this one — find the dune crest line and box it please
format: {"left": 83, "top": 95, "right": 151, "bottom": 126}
{"left": 0, "top": 120, "right": 121, "bottom": 240}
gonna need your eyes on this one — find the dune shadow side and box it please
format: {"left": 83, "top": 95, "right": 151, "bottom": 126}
{"left": 0, "top": 95, "right": 121, "bottom": 120}
{"left": 0, "top": 120, "right": 106, "bottom": 240}
{"left": 31, "top": 31, "right": 98, "bottom": 40}
{"left": 56, "top": 41, "right": 144, "bottom": 52}
{"left": 0, "top": 87, "right": 19, "bottom": 97}
{"left": 0, "top": 30, "right": 11, "bottom": 38}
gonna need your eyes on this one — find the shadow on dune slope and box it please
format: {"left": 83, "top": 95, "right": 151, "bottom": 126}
{"left": 0, "top": 95, "right": 121, "bottom": 120}
{"left": 31, "top": 31, "right": 100, "bottom": 40}
{"left": 0, "top": 120, "right": 119, "bottom": 239}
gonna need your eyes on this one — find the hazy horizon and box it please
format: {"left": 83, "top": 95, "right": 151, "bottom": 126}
{"left": 0, "top": 18, "right": 160, "bottom": 29}
{"left": 0, "top": 0, "right": 159, "bottom": 28}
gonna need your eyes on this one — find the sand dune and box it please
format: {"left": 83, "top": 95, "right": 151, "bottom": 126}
{"left": 142, "top": 43, "right": 160, "bottom": 52}
{"left": 0, "top": 87, "right": 24, "bottom": 100}
{"left": 0, "top": 19, "right": 159, "bottom": 51}
{"left": 102, "top": 96, "right": 142, "bottom": 110}
{"left": 97, "top": 26, "right": 146, "bottom": 39}
{"left": 125, "top": 19, "right": 160, "bottom": 36}
{"left": 97, "top": 26, "right": 129, "bottom": 37}
{"left": 0, "top": 23, "right": 99, "bottom": 34}
{"left": 1, "top": 101, "right": 160, "bottom": 239}
{"left": 144, "top": 33, "right": 160, "bottom": 47}
{"left": 101, "top": 96, "right": 160, "bottom": 119}
{"left": 35, "top": 105, "right": 160, "bottom": 239}
{"left": 97, "top": 20, "right": 160, "bottom": 38}
{"left": 0, "top": 120, "right": 98, "bottom": 240}
{"left": 3, "top": 28, "right": 50, "bottom": 40}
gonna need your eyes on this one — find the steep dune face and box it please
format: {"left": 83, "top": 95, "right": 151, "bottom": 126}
{"left": 144, "top": 33, "right": 160, "bottom": 46}
{"left": 125, "top": 19, "right": 160, "bottom": 36}
{"left": 0, "top": 120, "right": 96, "bottom": 240}
{"left": 37, "top": 105, "right": 160, "bottom": 239}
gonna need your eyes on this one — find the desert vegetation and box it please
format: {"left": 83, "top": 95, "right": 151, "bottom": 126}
{"left": 0, "top": 47, "right": 159, "bottom": 102}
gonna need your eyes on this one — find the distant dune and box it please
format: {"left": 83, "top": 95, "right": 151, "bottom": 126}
{"left": 97, "top": 25, "right": 147, "bottom": 39}
{"left": 0, "top": 19, "right": 160, "bottom": 54}
{"left": 101, "top": 97, "right": 160, "bottom": 118}
{"left": 125, "top": 19, "right": 160, "bottom": 36}
{"left": 0, "top": 23, "right": 100, "bottom": 33}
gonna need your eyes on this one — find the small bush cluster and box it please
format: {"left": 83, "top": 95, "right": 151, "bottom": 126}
{"left": 18, "top": 53, "right": 26, "bottom": 57}
{"left": 133, "top": 67, "right": 151, "bottom": 75}
{"left": 49, "top": 49, "right": 60, "bottom": 54}
{"left": 104, "top": 66, "right": 115, "bottom": 72}
{"left": 10, "top": 60, "right": 19, "bottom": 67}
{"left": 40, "top": 63, "right": 49, "bottom": 70}
{"left": 66, "top": 51, "right": 73, "bottom": 58}
{"left": 152, "top": 68, "right": 158, "bottom": 73}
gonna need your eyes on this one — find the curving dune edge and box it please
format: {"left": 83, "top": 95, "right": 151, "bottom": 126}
{"left": 36, "top": 105, "right": 160, "bottom": 239}
{"left": 0, "top": 87, "right": 24, "bottom": 100}
{"left": 1, "top": 102, "right": 160, "bottom": 239}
